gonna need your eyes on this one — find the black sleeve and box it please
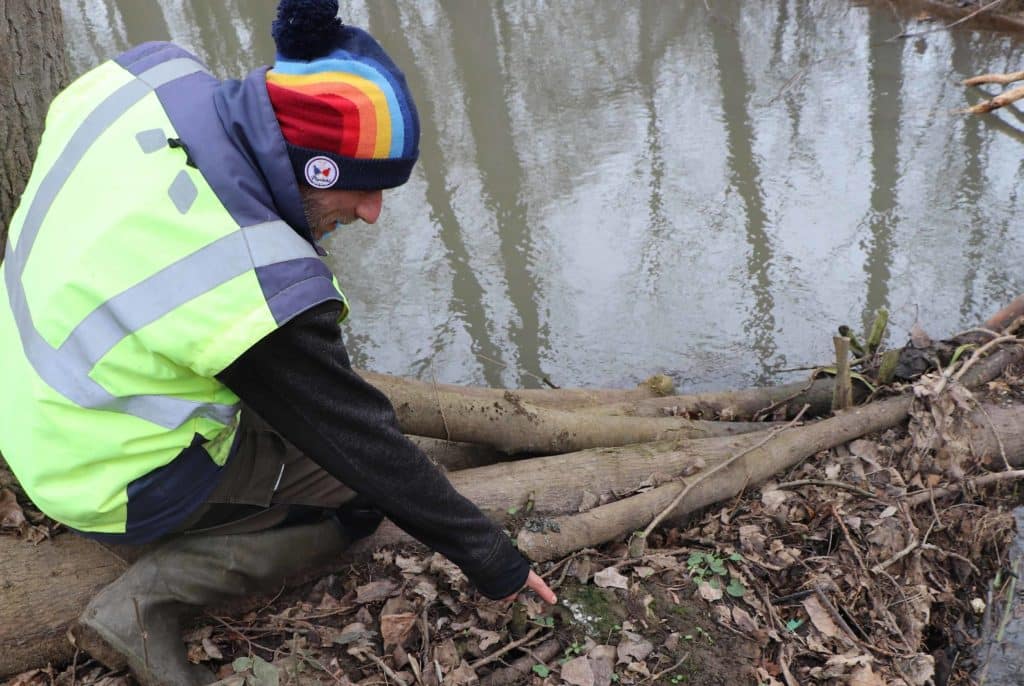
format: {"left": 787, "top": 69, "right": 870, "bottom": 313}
{"left": 216, "top": 302, "right": 530, "bottom": 599}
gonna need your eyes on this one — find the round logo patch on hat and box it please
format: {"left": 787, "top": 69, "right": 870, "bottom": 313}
{"left": 304, "top": 156, "right": 340, "bottom": 189}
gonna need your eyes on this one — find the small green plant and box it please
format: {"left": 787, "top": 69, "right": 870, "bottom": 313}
{"left": 686, "top": 551, "right": 747, "bottom": 596}
{"left": 683, "top": 626, "right": 714, "bottom": 644}
{"left": 558, "top": 640, "right": 585, "bottom": 664}
{"left": 532, "top": 664, "right": 551, "bottom": 677}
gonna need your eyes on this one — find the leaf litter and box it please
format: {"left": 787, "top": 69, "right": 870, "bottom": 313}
{"left": 7, "top": 362, "right": 1024, "bottom": 685}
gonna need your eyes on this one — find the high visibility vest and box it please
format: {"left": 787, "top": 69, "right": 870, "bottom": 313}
{"left": 0, "top": 43, "right": 347, "bottom": 543}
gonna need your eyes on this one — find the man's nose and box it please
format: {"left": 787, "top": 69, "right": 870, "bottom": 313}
{"left": 356, "top": 190, "right": 383, "bottom": 224}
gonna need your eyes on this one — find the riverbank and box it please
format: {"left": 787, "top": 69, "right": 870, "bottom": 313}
{"left": 890, "top": 0, "right": 1024, "bottom": 32}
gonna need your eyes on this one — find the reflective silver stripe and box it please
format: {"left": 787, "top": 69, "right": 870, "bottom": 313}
{"left": 9, "top": 59, "right": 207, "bottom": 274}
{"left": 3, "top": 57, "right": 259, "bottom": 430}
{"left": 9, "top": 217, "right": 315, "bottom": 429}
{"left": 243, "top": 220, "right": 319, "bottom": 267}
{"left": 168, "top": 170, "right": 198, "bottom": 214}
{"left": 9, "top": 79, "right": 150, "bottom": 272}
{"left": 61, "top": 221, "right": 312, "bottom": 371}
{"left": 135, "top": 58, "right": 207, "bottom": 90}
{"left": 136, "top": 129, "right": 168, "bottom": 153}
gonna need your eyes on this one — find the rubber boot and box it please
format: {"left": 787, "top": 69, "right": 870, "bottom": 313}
{"left": 72, "top": 517, "right": 349, "bottom": 686}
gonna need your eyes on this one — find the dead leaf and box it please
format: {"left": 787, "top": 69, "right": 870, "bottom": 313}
{"left": 395, "top": 554, "right": 426, "bottom": 574}
{"left": 802, "top": 595, "right": 841, "bottom": 640}
{"left": 616, "top": 631, "right": 653, "bottom": 664}
{"left": 909, "top": 322, "right": 931, "bottom": 348}
{"left": 698, "top": 582, "right": 723, "bottom": 602}
{"left": 849, "top": 664, "right": 885, "bottom": 686}
{"left": 446, "top": 660, "right": 478, "bottom": 686}
{"left": 317, "top": 592, "right": 345, "bottom": 611}
{"left": 760, "top": 488, "right": 790, "bottom": 513}
{"left": 468, "top": 627, "right": 501, "bottom": 651}
{"left": 356, "top": 579, "right": 397, "bottom": 604}
{"left": 434, "top": 638, "right": 460, "bottom": 671}
{"left": 574, "top": 557, "right": 593, "bottom": 583}
{"left": 593, "top": 567, "right": 629, "bottom": 590}
{"left": 894, "top": 654, "right": 935, "bottom": 686}
{"left": 739, "top": 524, "right": 767, "bottom": 557}
{"left": 381, "top": 612, "right": 418, "bottom": 649}
{"left": 201, "top": 637, "right": 223, "bottom": 660}
{"left": 729, "top": 606, "right": 765, "bottom": 641}
{"left": 413, "top": 578, "right": 438, "bottom": 603}
{"left": 560, "top": 656, "right": 595, "bottom": 686}
{"left": 0, "top": 489, "right": 26, "bottom": 529}
{"left": 588, "top": 645, "right": 616, "bottom": 686}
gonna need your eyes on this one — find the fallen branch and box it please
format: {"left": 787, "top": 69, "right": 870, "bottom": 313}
{"left": 478, "top": 638, "right": 561, "bottom": 686}
{"left": 515, "top": 396, "right": 913, "bottom": 562}
{"left": 639, "top": 405, "right": 810, "bottom": 540}
{"left": 383, "top": 385, "right": 771, "bottom": 455}
{"left": 357, "top": 369, "right": 675, "bottom": 412}
{"left": 905, "top": 468, "right": 1024, "bottom": 507}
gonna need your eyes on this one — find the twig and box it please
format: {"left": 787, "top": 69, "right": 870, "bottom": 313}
{"left": 428, "top": 364, "right": 452, "bottom": 443}
{"left": 641, "top": 404, "right": 810, "bottom": 538}
{"left": 890, "top": 0, "right": 1005, "bottom": 40}
{"left": 361, "top": 650, "right": 404, "bottom": 684}
{"left": 953, "top": 335, "right": 1019, "bottom": 383}
{"left": 996, "top": 558, "right": 1020, "bottom": 642}
{"left": 813, "top": 588, "right": 860, "bottom": 649}
{"left": 778, "top": 644, "right": 799, "bottom": 686}
{"left": 832, "top": 504, "right": 869, "bottom": 575}
{"left": 770, "top": 589, "right": 817, "bottom": 605}
{"left": 643, "top": 655, "right": 689, "bottom": 684}
{"left": 132, "top": 597, "right": 150, "bottom": 668}
{"left": 776, "top": 479, "right": 879, "bottom": 500}
{"left": 69, "top": 648, "right": 80, "bottom": 686}
{"left": 871, "top": 537, "right": 920, "bottom": 574}
{"left": 469, "top": 626, "right": 544, "bottom": 671}
{"left": 419, "top": 607, "right": 430, "bottom": 685}
{"left": 920, "top": 543, "right": 982, "bottom": 576}
{"left": 905, "top": 469, "right": 1024, "bottom": 506}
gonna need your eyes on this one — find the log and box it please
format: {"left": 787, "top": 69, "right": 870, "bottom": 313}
{"left": 576, "top": 375, "right": 851, "bottom": 421}
{"left": 380, "top": 384, "right": 771, "bottom": 454}
{"left": 515, "top": 396, "right": 913, "bottom": 561}
{"left": 357, "top": 369, "right": 676, "bottom": 411}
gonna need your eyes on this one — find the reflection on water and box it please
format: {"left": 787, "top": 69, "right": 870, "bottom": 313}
{"left": 60, "top": 0, "right": 1024, "bottom": 391}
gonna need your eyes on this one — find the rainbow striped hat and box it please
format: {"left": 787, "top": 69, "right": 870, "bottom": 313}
{"left": 266, "top": 0, "right": 420, "bottom": 191}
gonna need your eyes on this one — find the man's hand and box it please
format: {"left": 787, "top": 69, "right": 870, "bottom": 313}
{"left": 504, "top": 570, "right": 557, "bottom": 604}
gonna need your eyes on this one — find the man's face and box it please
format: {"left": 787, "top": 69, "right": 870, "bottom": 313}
{"left": 300, "top": 187, "right": 384, "bottom": 242}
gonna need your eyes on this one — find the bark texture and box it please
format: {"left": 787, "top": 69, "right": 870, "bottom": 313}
{"left": 0, "top": 0, "right": 69, "bottom": 248}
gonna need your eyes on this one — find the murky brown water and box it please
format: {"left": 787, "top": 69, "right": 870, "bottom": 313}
{"left": 59, "top": 0, "right": 1024, "bottom": 392}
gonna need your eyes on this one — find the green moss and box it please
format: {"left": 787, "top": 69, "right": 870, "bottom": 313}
{"left": 561, "top": 581, "right": 627, "bottom": 638}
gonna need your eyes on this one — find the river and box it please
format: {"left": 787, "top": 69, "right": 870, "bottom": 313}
{"left": 59, "top": 0, "right": 1024, "bottom": 392}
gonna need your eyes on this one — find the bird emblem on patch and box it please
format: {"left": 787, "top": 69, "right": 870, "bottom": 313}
{"left": 304, "top": 155, "right": 340, "bottom": 189}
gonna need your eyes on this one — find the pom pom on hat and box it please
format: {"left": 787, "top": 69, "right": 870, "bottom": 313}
{"left": 267, "top": 0, "right": 421, "bottom": 191}
{"left": 271, "top": 0, "right": 343, "bottom": 61}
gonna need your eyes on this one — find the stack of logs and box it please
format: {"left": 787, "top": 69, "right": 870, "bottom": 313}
{"left": 4, "top": 297, "right": 1024, "bottom": 677}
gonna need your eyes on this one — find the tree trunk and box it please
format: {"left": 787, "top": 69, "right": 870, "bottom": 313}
{"left": 371, "top": 382, "right": 772, "bottom": 454}
{"left": 0, "top": 0, "right": 69, "bottom": 250}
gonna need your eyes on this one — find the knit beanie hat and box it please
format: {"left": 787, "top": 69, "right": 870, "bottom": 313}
{"left": 266, "top": 0, "right": 420, "bottom": 191}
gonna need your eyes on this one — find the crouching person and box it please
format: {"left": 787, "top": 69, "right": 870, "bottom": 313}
{"left": 0, "top": 1, "right": 554, "bottom": 684}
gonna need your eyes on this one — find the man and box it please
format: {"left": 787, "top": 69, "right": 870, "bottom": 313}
{"left": 0, "top": 0, "right": 555, "bottom": 684}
